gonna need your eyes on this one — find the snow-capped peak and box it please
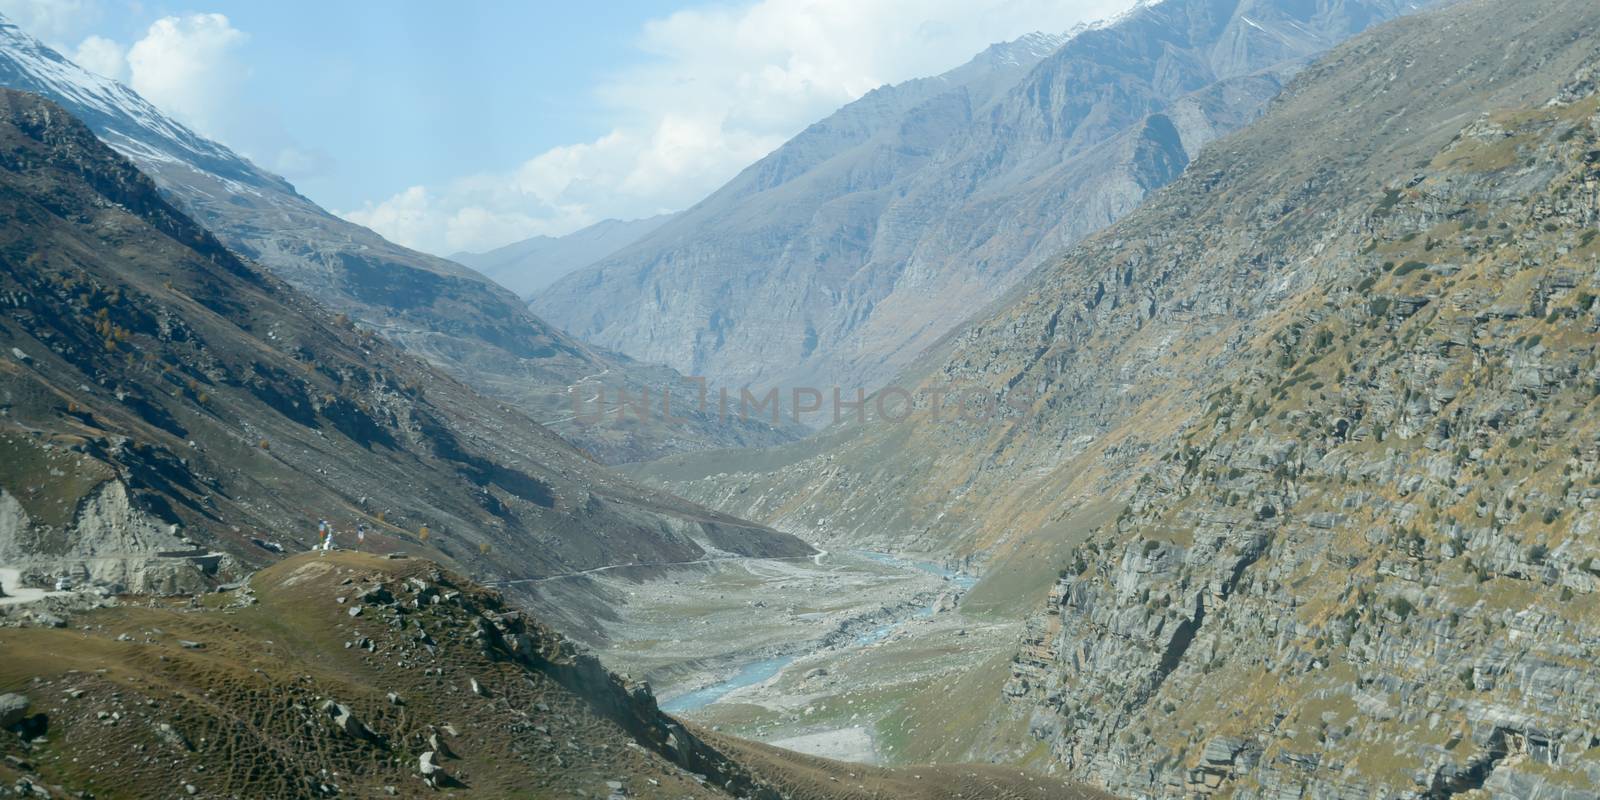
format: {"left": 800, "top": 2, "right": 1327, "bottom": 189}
{"left": 0, "top": 12, "right": 277, "bottom": 191}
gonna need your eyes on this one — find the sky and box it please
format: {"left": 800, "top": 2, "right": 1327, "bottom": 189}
{"left": 0, "top": 0, "right": 1134, "bottom": 256}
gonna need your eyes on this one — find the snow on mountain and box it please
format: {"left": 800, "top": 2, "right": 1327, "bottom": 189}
{"left": 0, "top": 13, "right": 285, "bottom": 194}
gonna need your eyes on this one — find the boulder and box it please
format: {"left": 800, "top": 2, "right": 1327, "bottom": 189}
{"left": 1202, "top": 735, "right": 1247, "bottom": 766}
{"left": 0, "top": 693, "right": 29, "bottom": 729}
{"left": 320, "top": 701, "right": 376, "bottom": 742}
{"left": 418, "top": 751, "right": 457, "bottom": 788}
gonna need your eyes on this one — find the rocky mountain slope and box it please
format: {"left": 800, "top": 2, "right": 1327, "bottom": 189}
{"left": 0, "top": 88, "right": 807, "bottom": 606}
{"left": 535, "top": 0, "right": 1430, "bottom": 399}
{"left": 0, "top": 551, "right": 1112, "bottom": 799}
{"left": 452, "top": 214, "right": 674, "bottom": 298}
{"left": 0, "top": 14, "right": 793, "bottom": 465}
{"left": 637, "top": 0, "right": 1600, "bottom": 794}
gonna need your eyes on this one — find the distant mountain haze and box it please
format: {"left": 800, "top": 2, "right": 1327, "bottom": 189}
{"left": 535, "top": 0, "right": 1432, "bottom": 401}
{"left": 452, "top": 214, "right": 675, "bottom": 298}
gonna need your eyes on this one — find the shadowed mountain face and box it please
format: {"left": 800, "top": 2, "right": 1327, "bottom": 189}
{"left": 533, "top": 0, "right": 1431, "bottom": 401}
{"left": 633, "top": 0, "right": 1600, "bottom": 793}
{"left": 0, "top": 89, "right": 808, "bottom": 603}
{"left": 0, "top": 15, "right": 795, "bottom": 465}
{"left": 452, "top": 214, "right": 675, "bottom": 298}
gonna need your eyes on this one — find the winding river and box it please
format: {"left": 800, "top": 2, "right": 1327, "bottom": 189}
{"left": 659, "top": 550, "right": 976, "bottom": 714}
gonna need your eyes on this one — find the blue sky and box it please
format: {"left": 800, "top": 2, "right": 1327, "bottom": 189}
{"left": 2, "top": 0, "right": 1132, "bottom": 255}
{"left": 11, "top": 1, "right": 695, "bottom": 207}
{"left": 179, "top": 2, "right": 689, "bottom": 207}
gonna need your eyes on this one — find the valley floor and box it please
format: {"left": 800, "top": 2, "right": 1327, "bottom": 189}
{"left": 560, "top": 550, "right": 1027, "bottom": 765}
{"left": 0, "top": 550, "right": 1109, "bottom": 800}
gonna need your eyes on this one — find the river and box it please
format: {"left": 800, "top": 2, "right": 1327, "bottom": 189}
{"left": 658, "top": 550, "right": 976, "bottom": 714}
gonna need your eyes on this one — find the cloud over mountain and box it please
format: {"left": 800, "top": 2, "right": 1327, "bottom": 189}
{"left": 341, "top": 0, "right": 1134, "bottom": 255}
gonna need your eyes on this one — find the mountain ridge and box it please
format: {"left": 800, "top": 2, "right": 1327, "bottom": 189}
{"left": 0, "top": 14, "right": 795, "bottom": 465}
{"left": 534, "top": 0, "right": 1432, "bottom": 399}
{"left": 0, "top": 87, "right": 809, "bottom": 616}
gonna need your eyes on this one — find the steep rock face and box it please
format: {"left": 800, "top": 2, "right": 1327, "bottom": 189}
{"left": 0, "top": 90, "right": 809, "bottom": 599}
{"left": 1009, "top": 64, "right": 1600, "bottom": 797}
{"left": 0, "top": 14, "right": 792, "bottom": 464}
{"left": 536, "top": 0, "right": 1429, "bottom": 398}
{"left": 637, "top": 0, "right": 1600, "bottom": 793}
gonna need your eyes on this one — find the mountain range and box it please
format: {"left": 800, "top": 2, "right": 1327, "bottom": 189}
{"left": 0, "top": 88, "right": 807, "bottom": 615}
{"left": 0, "top": 14, "right": 794, "bottom": 465}
{"left": 631, "top": 0, "right": 1600, "bottom": 793}
{"left": 6, "top": 0, "right": 1600, "bottom": 797}
{"left": 533, "top": 0, "right": 1431, "bottom": 399}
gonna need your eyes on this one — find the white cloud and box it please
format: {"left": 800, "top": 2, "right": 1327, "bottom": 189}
{"left": 0, "top": 0, "right": 100, "bottom": 47}
{"left": 343, "top": 0, "right": 1135, "bottom": 256}
{"left": 344, "top": 186, "right": 433, "bottom": 250}
{"left": 42, "top": 12, "right": 333, "bottom": 186}
{"left": 125, "top": 13, "right": 247, "bottom": 139}
{"left": 72, "top": 35, "right": 126, "bottom": 81}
